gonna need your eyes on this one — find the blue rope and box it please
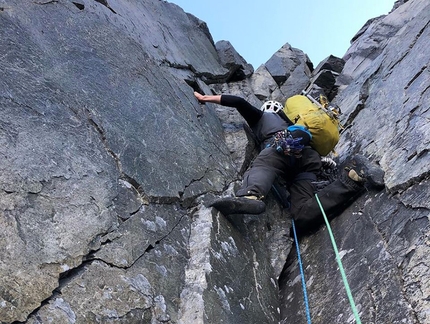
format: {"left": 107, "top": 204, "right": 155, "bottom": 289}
{"left": 291, "top": 219, "right": 312, "bottom": 324}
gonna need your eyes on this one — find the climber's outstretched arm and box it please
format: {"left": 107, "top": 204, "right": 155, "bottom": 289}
{"left": 194, "top": 91, "right": 221, "bottom": 104}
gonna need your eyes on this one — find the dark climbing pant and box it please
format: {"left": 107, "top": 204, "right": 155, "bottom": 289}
{"left": 289, "top": 169, "right": 364, "bottom": 234}
{"left": 236, "top": 143, "right": 364, "bottom": 234}
{"left": 236, "top": 146, "right": 321, "bottom": 198}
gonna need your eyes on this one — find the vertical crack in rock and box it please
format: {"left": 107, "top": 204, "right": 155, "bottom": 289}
{"left": 399, "top": 262, "right": 426, "bottom": 323}
{"left": 85, "top": 110, "right": 122, "bottom": 172}
{"left": 365, "top": 284, "right": 378, "bottom": 323}
{"left": 370, "top": 199, "right": 401, "bottom": 244}
{"left": 12, "top": 212, "right": 27, "bottom": 245}
{"left": 84, "top": 108, "right": 150, "bottom": 205}
{"left": 251, "top": 251, "right": 276, "bottom": 322}
{"left": 178, "top": 206, "right": 213, "bottom": 324}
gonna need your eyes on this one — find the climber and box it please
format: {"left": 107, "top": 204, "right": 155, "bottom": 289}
{"left": 194, "top": 91, "right": 385, "bottom": 236}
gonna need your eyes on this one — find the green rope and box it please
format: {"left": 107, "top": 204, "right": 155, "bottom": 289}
{"left": 314, "top": 193, "right": 362, "bottom": 324}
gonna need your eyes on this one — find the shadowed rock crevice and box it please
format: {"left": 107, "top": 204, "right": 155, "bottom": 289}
{"left": 93, "top": 0, "right": 116, "bottom": 14}
{"left": 72, "top": 2, "right": 84, "bottom": 10}
{"left": 33, "top": 0, "right": 58, "bottom": 5}
{"left": 389, "top": 168, "right": 430, "bottom": 194}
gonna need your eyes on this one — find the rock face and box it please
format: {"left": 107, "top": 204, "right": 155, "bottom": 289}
{"left": 280, "top": 1, "right": 430, "bottom": 323}
{"left": 0, "top": 0, "right": 428, "bottom": 323}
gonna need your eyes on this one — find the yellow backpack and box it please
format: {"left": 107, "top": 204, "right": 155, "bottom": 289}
{"left": 283, "top": 94, "right": 341, "bottom": 156}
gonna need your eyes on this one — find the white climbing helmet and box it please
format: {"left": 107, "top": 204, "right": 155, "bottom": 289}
{"left": 260, "top": 100, "right": 283, "bottom": 114}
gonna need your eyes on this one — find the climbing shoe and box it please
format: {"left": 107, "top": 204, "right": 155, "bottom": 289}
{"left": 345, "top": 154, "right": 385, "bottom": 188}
{"left": 348, "top": 169, "right": 364, "bottom": 183}
{"left": 208, "top": 196, "right": 266, "bottom": 216}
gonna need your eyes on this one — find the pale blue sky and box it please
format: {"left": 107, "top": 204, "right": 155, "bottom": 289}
{"left": 168, "top": 0, "right": 395, "bottom": 68}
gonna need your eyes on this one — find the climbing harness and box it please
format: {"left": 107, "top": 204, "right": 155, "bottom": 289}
{"left": 291, "top": 219, "right": 312, "bottom": 324}
{"left": 268, "top": 130, "right": 304, "bottom": 157}
{"left": 315, "top": 193, "right": 362, "bottom": 324}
